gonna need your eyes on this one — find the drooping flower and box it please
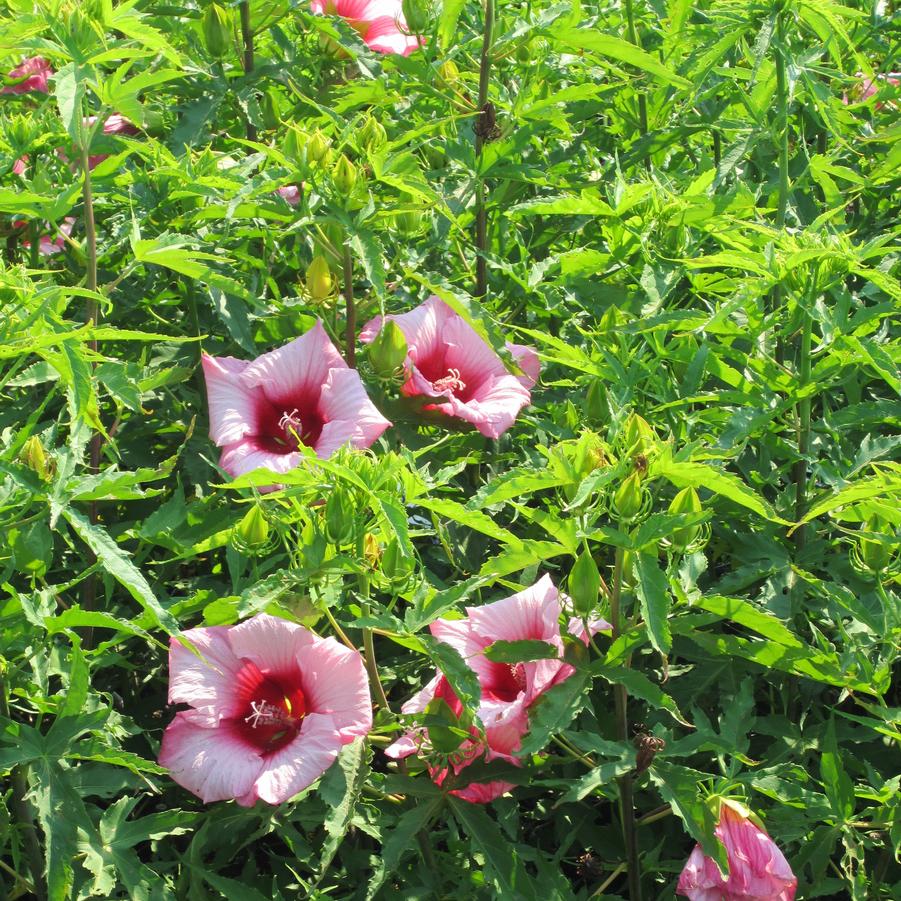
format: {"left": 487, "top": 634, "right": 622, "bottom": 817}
{"left": 359, "top": 296, "right": 540, "bottom": 439}
{"left": 386, "top": 575, "right": 609, "bottom": 802}
{"left": 2, "top": 57, "right": 52, "bottom": 95}
{"left": 310, "top": 0, "right": 424, "bottom": 57}
{"left": 159, "top": 613, "right": 372, "bottom": 805}
{"left": 677, "top": 800, "right": 798, "bottom": 901}
{"left": 202, "top": 322, "right": 391, "bottom": 487}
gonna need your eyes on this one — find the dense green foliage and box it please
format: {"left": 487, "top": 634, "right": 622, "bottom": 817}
{"left": 1, "top": 0, "right": 899, "bottom": 898}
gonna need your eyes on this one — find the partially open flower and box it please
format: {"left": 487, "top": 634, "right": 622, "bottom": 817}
{"left": 159, "top": 614, "right": 372, "bottom": 805}
{"left": 2, "top": 57, "right": 52, "bottom": 95}
{"left": 386, "top": 575, "right": 609, "bottom": 802}
{"left": 201, "top": 322, "right": 391, "bottom": 489}
{"left": 310, "top": 0, "right": 424, "bottom": 57}
{"left": 677, "top": 800, "right": 798, "bottom": 901}
{"left": 359, "top": 296, "right": 540, "bottom": 439}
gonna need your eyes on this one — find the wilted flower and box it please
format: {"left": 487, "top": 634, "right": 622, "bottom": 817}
{"left": 310, "top": 0, "right": 424, "bottom": 57}
{"left": 201, "top": 321, "right": 391, "bottom": 488}
{"left": 677, "top": 800, "right": 798, "bottom": 901}
{"left": 386, "top": 575, "right": 609, "bottom": 802}
{"left": 359, "top": 296, "right": 540, "bottom": 439}
{"left": 2, "top": 57, "right": 52, "bottom": 95}
{"left": 159, "top": 613, "right": 372, "bottom": 805}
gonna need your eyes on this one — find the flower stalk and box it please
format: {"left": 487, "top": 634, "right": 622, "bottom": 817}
{"left": 474, "top": 0, "right": 495, "bottom": 298}
{"left": 239, "top": 0, "right": 257, "bottom": 142}
{"left": 342, "top": 241, "right": 356, "bottom": 367}
{"left": 624, "top": 0, "right": 649, "bottom": 155}
{"left": 772, "top": 9, "right": 790, "bottom": 365}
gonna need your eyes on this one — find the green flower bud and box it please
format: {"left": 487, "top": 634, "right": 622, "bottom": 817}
{"left": 324, "top": 488, "right": 355, "bottom": 546}
{"left": 401, "top": 0, "right": 431, "bottom": 35}
{"left": 284, "top": 126, "right": 310, "bottom": 166}
{"left": 358, "top": 115, "right": 387, "bottom": 153}
{"left": 307, "top": 130, "right": 331, "bottom": 166}
{"left": 306, "top": 255, "right": 334, "bottom": 303}
{"left": 572, "top": 431, "right": 606, "bottom": 481}
{"left": 368, "top": 320, "right": 408, "bottom": 377}
{"left": 234, "top": 504, "right": 270, "bottom": 552}
{"left": 569, "top": 548, "right": 601, "bottom": 617}
{"left": 584, "top": 379, "right": 605, "bottom": 422}
{"left": 394, "top": 209, "right": 422, "bottom": 235}
{"left": 202, "top": 3, "right": 232, "bottom": 59}
{"left": 623, "top": 413, "right": 654, "bottom": 455}
{"left": 318, "top": 31, "right": 349, "bottom": 60}
{"left": 20, "top": 435, "right": 53, "bottom": 480}
{"left": 668, "top": 487, "right": 702, "bottom": 552}
{"left": 858, "top": 515, "right": 892, "bottom": 572}
{"left": 425, "top": 697, "right": 466, "bottom": 754}
{"left": 332, "top": 153, "right": 357, "bottom": 196}
{"left": 614, "top": 470, "right": 644, "bottom": 521}
{"left": 437, "top": 59, "right": 460, "bottom": 87}
{"left": 260, "top": 88, "right": 280, "bottom": 131}
{"left": 381, "top": 537, "right": 415, "bottom": 584}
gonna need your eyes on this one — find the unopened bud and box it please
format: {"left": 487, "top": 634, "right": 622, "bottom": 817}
{"left": 572, "top": 431, "right": 606, "bottom": 481}
{"left": 332, "top": 153, "right": 357, "bottom": 196}
{"left": 569, "top": 548, "right": 601, "bottom": 617}
{"left": 306, "top": 255, "right": 334, "bottom": 302}
{"left": 318, "top": 31, "right": 349, "bottom": 59}
{"left": 614, "top": 470, "right": 644, "bottom": 521}
{"left": 368, "top": 320, "right": 408, "bottom": 376}
{"left": 307, "top": 130, "right": 331, "bottom": 165}
{"left": 437, "top": 59, "right": 459, "bottom": 87}
{"left": 260, "top": 88, "right": 280, "bottom": 131}
{"left": 623, "top": 413, "right": 654, "bottom": 455}
{"left": 585, "top": 379, "right": 605, "bottom": 421}
{"left": 401, "top": 0, "right": 431, "bottom": 35}
{"left": 394, "top": 209, "right": 422, "bottom": 235}
{"left": 668, "top": 487, "right": 702, "bottom": 552}
{"left": 358, "top": 115, "right": 387, "bottom": 152}
{"left": 20, "top": 435, "right": 52, "bottom": 480}
{"left": 202, "top": 3, "right": 232, "bottom": 59}
{"left": 324, "top": 488, "right": 355, "bottom": 546}
{"left": 381, "top": 537, "right": 415, "bottom": 583}
{"left": 284, "top": 126, "right": 310, "bottom": 166}
{"left": 233, "top": 504, "right": 270, "bottom": 553}
{"left": 858, "top": 515, "right": 892, "bottom": 572}
{"left": 364, "top": 532, "right": 381, "bottom": 569}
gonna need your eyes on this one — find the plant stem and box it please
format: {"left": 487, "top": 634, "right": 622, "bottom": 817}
{"left": 772, "top": 9, "right": 790, "bottom": 365}
{"left": 342, "top": 241, "right": 356, "bottom": 367}
{"left": 611, "top": 547, "right": 641, "bottom": 900}
{"left": 793, "top": 301, "right": 812, "bottom": 550}
{"left": 240, "top": 0, "right": 257, "bottom": 142}
{"left": 624, "top": 0, "right": 649, "bottom": 169}
{"left": 474, "top": 0, "right": 494, "bottom": 298}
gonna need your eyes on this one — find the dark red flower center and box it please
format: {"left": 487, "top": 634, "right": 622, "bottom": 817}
{"left": 254, "top": 394, "right": 325, "bottom": 455}
{"left": 416, "top": 350, "right": 475, "bottom": 402}
{"left": 232, "top": 658, "right": 307, "bottom": 754}
{"left": 485, "top": 662, "right": 527, "bottom": 703}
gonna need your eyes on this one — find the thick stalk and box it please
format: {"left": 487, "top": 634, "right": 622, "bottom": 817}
{"left": 772, "top": 11, "right": 790, "bottom": 364}
{"left": 342, "top": 242, "right": 356, "bottom": 367}
{"left": 611, "top": 547, "right": 641, "bottom": 900}
{"left": 792, "top": 307, "right": 812, "bottom": 550}
{"left": 624, "top": 0, "right": 649, "bottom": 156}
{"left": 240, "top": 0, "right": 257, "bottom": 142}
{"left": 474, "top": 0, "right": 494, "bottom": 298}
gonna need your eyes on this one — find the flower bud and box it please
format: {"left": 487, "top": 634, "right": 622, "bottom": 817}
{"left": 569, "top": 548, "right": 601, "bottom": 617}
{"left": 364, "top": 532, "right": 381, "bottom": 569}
{"left": 437, "top": 59, "right": 460, "bottom": 87}
{"left": 332, "top": 153, "right": 357, "bottom": 196}
{"left": 202, "top": 3, "right": 232, "bottom": 59}
{"left": 623, "top": 413, "right": 654, "bottom": 455}
{"left": 358, "top": 115, "right": 387, "bottom": 153}
{"left": 394, "top": 209, "right": 422, "bottom": 235}
{"left": 306, "top": 255, "right": 334, "bottom": 303}
{"left": 401, "top": 0, "right": 431, "bottom": 35}
{"left": 368, "top": 320, "right": 408, "bottom": 377}
{"left": 20, "top": 435, "right": 53, "bottom": 480}
{"left": 260, "top": 88, "right": 280, "bottom": 131}
{"left": 233, "top": 504, "right": 270, "bottom": 554}
{"left": 283, "top": 126, "right": 310, "bottom": 166}
{"left": 668, "top": 487, "right": 702, "bottom": 552}
{"left": 324, "top": 488, "right": 355, "bottom": 546}
{"left": 584, "top": 379, "right": 605, "bottom": 421}
{"left": 858, "top": 514, "right": 892, "bottom": 572}
{"left": 613, "top": 470, "right": 644, "bottom": 521}
{"left": 572, "top": 431, "right": 606, "bottom": 481}
{"left": 318, "top": 31, "right": 349, "bottom": 59}
{"left": 381, "top": 537, "right": 415, "bottom": 584}
{"left": 307, "top": 130, "right": 331, "bottom": 166}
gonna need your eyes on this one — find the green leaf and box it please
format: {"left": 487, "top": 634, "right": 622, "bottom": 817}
{"left": 633, "top": 552, "right": 672, "bottom": 655}
{"left": 821, "top": 718, "right": 855, "bottom": 822}
{"left": 419, "top": 635, "right": 481, "bottom": 712}
{"left": 317, "top": 739, "right": 369, "bottom": 881}
{"left": 518, "top": 668, "right": 591, "bottom": 755}
{"left": 591, "top": 662, "right": 691, "bottom": 726}
{"left": 483, "top": 639, "right": 559, "bottom": 664}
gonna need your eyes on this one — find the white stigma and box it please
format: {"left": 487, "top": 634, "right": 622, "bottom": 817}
{"left": 244, "top": 700, "right": 285, "bottom": 728}
{"left": 432, "top": 368, "right": 466, "bottom": 394}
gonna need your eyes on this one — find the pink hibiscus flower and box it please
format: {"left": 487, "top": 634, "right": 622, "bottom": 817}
{"left": 844, "top": 71, "right": 900, "bottom": 109}
{"left": 201, "top": 321, "right": 391, "bottom": 487}
{"left": 386, "top": 574, "right": 609, "bottom": 802}
{"left": 159, "top": 613, "right": 372, "bottom": 805}
{"left": 2, "top": 56, "right": 52, "bottom": 94}
{"left": 677, "top": 800, "right": 798, "bottom": 901}
{"left": 276, "top": 184, "right": 301, "bottom": 206}
{"left": 310, "top": 0, "right": 424, "bottom": 57}
{"left": 85, "top": 113, "right": 141, "bottom": 168}
{"left": 359, "top": 296, "right": 540, "bottom": 439}
{"left": 13, "top": 217, "right": 75, "bottom": 256}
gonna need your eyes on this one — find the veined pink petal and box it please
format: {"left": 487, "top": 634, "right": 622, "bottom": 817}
{"left": 218, "top": 439, "right": 302, "bottom": 489}
{"left": 168, "top": 627, "right": 244, "bottom": 715}
{"left": 363, "top": 17, "right": 423, "bottom": 56}
{"left": 467, "top": 574, "right": 562, "bottom": 645}
{"left": 201, "top": 354, "right": 258, "bottom": 445}
{"left": 12, "top": 155, "right": 27, "bottom": 176}
{"left": 227, "top": 613, "right": 317, "bottom": 677}
{"left": 450, "top": 779, "right": 516, "bottom": 804}
{"left": 159, "top": 711, "right": 264, "bottom": 804}
{"left": 242, "top": 321, "right": 346, "bottom": 408}
{"left": 480, "top": 696, "right": 530, "bottom": 760}
{"left": 507, "top": 342, "right": 541, "bottom": 388}
{"left": 442, "top": 316, "right": 508, "bottom": 388}
{"left": 435, "top": 373, "right": 531, "bottom": 439}
{"left": 314, "top": 367, "right": 391, "bottom": 458}
{"left": 360, "top": 296, "right": 454, "bottom": 365}
{"left": 102, "top": 113, "right": 139, "bottom": 135}
{"left": 244, "top": 712, "right": 344, "bottom": 805}
{"left": 2, "top": 56, "right": 52, "bottom": 94}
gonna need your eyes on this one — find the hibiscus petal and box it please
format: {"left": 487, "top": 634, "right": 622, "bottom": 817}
{"left": 436, "top": 373, "right": 531, "bottom": 439}
{"left": 201, "top": 354, "right": 259, "bottom": 445}
{"left": 480, "top": 696, "right": 530, "bottom": 760}
{"left": 450, "top": 779, "right": 516, "bottom": 804}
{"left": 442, "top": 316, "right": 508, "bottom": 388}
{"left": 296, "top": 633, "right": 372, "bottom": 739}
{"left": 158, "top": 711, "right": 263, "bottom": 804}
{"left": 244, "top": 712, "right": 344, "bottom": 805}
{"left": 314, "top": 367, "right": 391, "bottom": 458}
{"left": 242, "top": 322, "right": 346, "bottom": 407}
{"left": 363, "top": 17, "right": 423, "bottom": 56}
{"left": 506, "top": 342, "right": 540, "bottom": 388}
{"left": 168, "top": 626, "right": 245, "bottom": 716}
{"left": 467, "top": 574, "right": 562, "bottom": 645}
{"left": 218, "top": 439, "right": 302, "bottom": 490}
{"left": 227, "top": 613, "right": 317, "bottom": 679}
{"left": 360, "top": 296, "right": 454, "bottom": 367}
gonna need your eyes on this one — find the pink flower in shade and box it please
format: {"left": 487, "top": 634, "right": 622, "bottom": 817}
{"left": 85, "top": 113, "right": 140, "bottom": 169}
{"left": 2, "top": 56, "right": 52, "bottom": 94}
{"left": 310, "top": 0, "right": 424, "bottom": 57}
{"left": 386, "top": 575, "right": 610, "bottom": 803}
{"left": 159, "top": 613, "right": 372, "bottom": 806}
{"left": 276, "top": 185, "right": 302, "bottom": 206}
{"left": 12, "top": 155, "right": 27, "bottom": 176}
{"left": 13, "top": 217, "right": 75, "bottom": 256}
{"left": 359, "top": 296, "right": 540, "bottom": 439}
{"left": 201, "top": 322, "right": 391, "bottom": 488}
{"left": 677, "top": 801, "right": 798, "bottom": 901}
{"left": 844, "top": 72, "right": 900, "bottom": 108}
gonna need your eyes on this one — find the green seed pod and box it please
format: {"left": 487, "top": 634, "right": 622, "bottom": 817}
{"left": 20, "top": 435, "right": 53, "bottom": 480}
{"left": 306, "top": 255, "right": 334, "bottom": 303}
{"left": 858, "top": 514, "right": 892, "bottom": 572}
{"left": 358, "top": 115, "right": 387, "bottom": 153}
{"left": 613, "top": 470, "right": 644, "bottom": 521}
{"left": 368, "top": 320, "right": 408, "bottom": 377}
{"left": 569, "top": 548, "right": 601, "bottom": 617}
{"left": 381, "top": 537, "right": 415, "bottom": 584}
{"left": 332, "top": 153, "right": 358, "bottom": 196}
{"left": 307, "top": 130, "right": 331, "bottom": 166}
{"left": 202, "top": 3, "right": 232, "bottom": 59}
{"left": 668, "top": 487, "right": 702, "bottom": 552}
{"left": 234, "top": 504, "right": 270, "bottom": 552}
{"left": 401, "top": 0, "right": 431, "bottom": 35}
{"left": 324, "top": 489, "right": 355, "bottom": 546}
